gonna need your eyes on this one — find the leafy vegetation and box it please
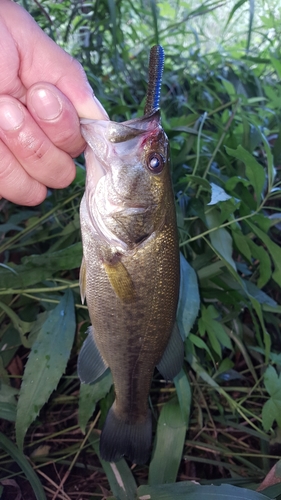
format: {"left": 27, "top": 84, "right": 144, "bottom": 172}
{"left": 1, "top": 0, "right": 281, "bottom": 498}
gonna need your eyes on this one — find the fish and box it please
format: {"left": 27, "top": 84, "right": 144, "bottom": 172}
{"left": 78, "top": 45, "right": 183, "bottom": 464}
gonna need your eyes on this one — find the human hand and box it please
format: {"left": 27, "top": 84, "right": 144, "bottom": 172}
{"left": 0, "top": 0, "right": 108, "bottom": 206}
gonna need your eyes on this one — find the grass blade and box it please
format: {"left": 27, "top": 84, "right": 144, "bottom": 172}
{"left": 174, "top": 368, "right": 192, "bottom": 427}
{"left": 149, "top": 397, "right": 186, "bottom": 485}
{"left": 0, "top": 432, "right": 46, "bottom": 500}
{"left": 246, "top": 0, "right": 255, "bottom": 52}
{"left": 224, "top": 0, "right": 249, "bottom": 31}
{"left": 89, "top": 430, "right": 137, "bottom": 500}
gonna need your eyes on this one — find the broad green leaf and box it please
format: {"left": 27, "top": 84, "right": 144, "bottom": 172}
{"left": 248, "top": 296, "right": 271, "bottom": 361}
{"left": 247, "top": 239, "right": 272, "bottom": 288}
{"left": 207, "top": 183, "right": 232, "bottom": 205}
{"left": 78, "top": 370, "right": 113, "bottom": 433}
{"left": 225, "top": 176, "right": 251, "bottom": 191}
{"left": 138, "top": 482, "right": 271, "bottom": 500}
{"left": 272, "top": 126, "right": 281, "bottom": 175}
{"left": 0, "top": 382, "right": 18, "bottom": 403}
{"left": 177, "top": 253, "right": 200, "bottom": 340}
{"left": 246, "top": 220, "right": 281, "bottom": 287}
{"left": 244, "top": 281, "right": 277, "bottom": 308}
{"left": 251, "top": 213, "right": 272, "bottom": 233}
{"left": 262, "top": 366, "right": 281, "bottom": 431}
{"left": 231, "top": 230, "right": 251, "bottom": 261}
{"left": 197, "top": 260, "right": 225, "bottom": 280}
{"left": 0, "top": 210, "right": 39, "bottom": 232}
{"left": 149, "top": 397, "right": 186, "bottom": 485}
{"left": 214, "top": 358, "right": 235, "bottom": 378}
{"left": 206, "top": 210, "right": 236, "bottom": 270}
{"left": 0, "top": 360, "right": 19, "bottom": 411}
{"left": 225, "top": 145, "right": 266, "bottom": 205}
{"left": 0, "top": 402, "right": 17, "bottom": 422}
{"left": 198, "top": 305, "right": 232, "bottom": 357}
{"left": 0, "top": 326, "right": 21, "bottom": 367}
{"left": 174, "top": 368, "right": 191, "bottom": 427}
{"left": 0, "top": 432, "right": 46, "bottom": 500}
{"left": 221, "top": 78, "right": 236, "bottom": 99}
{"left": 189, "top": 333, "right": 215, "bottom": 363}
{"left": 185, "top": 175, "right": 211, "bottom": 190}
{"left": 0, "top": 300, "right": 33, "bottom": 346}
{"left": 0, "top": 243, "right": 82, "bottom": 290}
{"left": 258, "top": 131, "right": 275, "bottom": 192}
{"left": 217, "top": 198, "right": 241, "bottom": 224}
{"left": 264, "top": 366, "right": 280, "bottom": 397}
{"left": 270, "top": 54, "right": 281, "bottom": 79}
{"left": 0, "top": 223, "right": 22, "bottom": 233}
{"left": 89, "top": 430, "right": 137, "bottom": 500}
{"left": 262, "top": 398, "right": 279, "bottom": 432}
{"left": 16, "top": 290, "right": 76, "bottom": 449}
{"left": 187, "top": 354, "right": 223, "bottom": 392}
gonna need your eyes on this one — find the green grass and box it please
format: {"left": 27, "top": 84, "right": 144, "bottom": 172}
{"left": 1, "top": 0, "right": 281, "bottom": 498}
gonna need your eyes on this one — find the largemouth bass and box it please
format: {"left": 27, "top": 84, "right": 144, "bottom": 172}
{"left": 78, "top": 46, "right": 183, "bottom": 464}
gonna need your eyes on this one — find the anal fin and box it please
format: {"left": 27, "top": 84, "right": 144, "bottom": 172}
{"left": 78, "top": 326, "right": 108, "bottom": 384}
{"left": 156, "top": 323, "right": 184, "bottom": 381}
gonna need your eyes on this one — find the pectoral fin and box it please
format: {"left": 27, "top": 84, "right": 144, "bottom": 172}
{"left": 103, "top": 259, "right": 135, "bottom": 302}
{"left": 79, "top": 257, "right": 87, "bottom": 305}
{"left": 78, "top": 326, "right": 108, "bottom": 384}
{"left": 157, "top": 323, "right": 184, "bottom": 381}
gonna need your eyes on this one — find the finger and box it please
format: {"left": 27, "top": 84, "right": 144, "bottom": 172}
{"left": 27, "top": 83, "right": 85, "bottom": 157}
{"left": 0, "top": 140, "right": 46, "bottom": 206}
{"left": 0, "top": 96, "right": 76, "bottom": 189}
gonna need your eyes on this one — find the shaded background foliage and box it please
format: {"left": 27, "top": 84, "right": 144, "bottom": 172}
{"left": 1, "top": 0, "right": 281, "bottom": 498}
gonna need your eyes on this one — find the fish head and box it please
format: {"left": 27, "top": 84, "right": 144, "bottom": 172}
{"left": 81, "top": 110, "right": 172, "bottom": 250}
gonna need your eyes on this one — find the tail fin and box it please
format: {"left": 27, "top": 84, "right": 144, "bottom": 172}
{"left": 100, "top": 404, "right": 152, "bottom": 464}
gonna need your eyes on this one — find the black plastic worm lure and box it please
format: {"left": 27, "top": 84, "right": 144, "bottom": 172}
{"left": 144, "top": 45, "right": 165, "bottom": 115}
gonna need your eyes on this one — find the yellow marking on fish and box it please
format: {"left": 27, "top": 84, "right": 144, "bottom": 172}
{"left": 103, "top": 259, "right": 136, "bottom": 302}
{"left": 79, "top": 257, "right": 87, "bottom": 304}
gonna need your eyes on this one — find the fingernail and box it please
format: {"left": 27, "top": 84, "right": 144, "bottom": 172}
{"left": 77, "top": 96, "right": 109, "bottom": 120}
{"left": 0, "top": 102, "right": 24, "bottom": 130}
{"left": 30, "top": 88, "right": 63, "bottom": 120}
{"left": 93, "top": 96, "right": 109, "bottom": 119}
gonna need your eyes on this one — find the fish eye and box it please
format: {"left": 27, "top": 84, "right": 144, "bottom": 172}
{"left": 147, "top": 153, "right": 164, "bottom": 174}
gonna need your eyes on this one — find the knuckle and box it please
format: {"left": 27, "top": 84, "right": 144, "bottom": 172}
{"left": 0, "top": 151, "right": 15, "bottom": 182}
{"left": 25, "top": 186, "right": 47, "bottom": 206}
{"left": 18, "top": 132, "right": 50, "bottom": 162}
{"left": 51, "top": 159, "right": 76, "bottom": 188}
